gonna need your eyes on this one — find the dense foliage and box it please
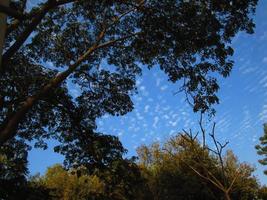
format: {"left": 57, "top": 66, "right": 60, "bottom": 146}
{"left": 2, "top": 134, "right": 263, "bottom": 200}
{"left": 136, "top": 135, "right": 260, "bottom": 200}
{"left": 26, "top": 160, "right": 148, "bottom": 200}
{"left": 0, "top": 0, "right": 263, "bottom": 199}
{"left": 0, "top": 0, "right": 258, "bottom": 145}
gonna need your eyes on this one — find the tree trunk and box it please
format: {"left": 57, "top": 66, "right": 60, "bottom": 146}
{"left": 0, "top": 0, "right": 10, "bottom": 70}
{"left": 224, "top": 192, "right": 231, "bottom": 200}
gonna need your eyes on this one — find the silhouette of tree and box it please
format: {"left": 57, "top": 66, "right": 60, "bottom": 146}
{"left": 0, "top": 0, "right": 258, "bottom": 145}
{"left": 0, "top": 138, "right": 29, "bottom": 199}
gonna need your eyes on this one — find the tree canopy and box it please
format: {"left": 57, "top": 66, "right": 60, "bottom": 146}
{"left": 136, "top": 134, "right": 260, "bottom": 200}
{"left": 0, "top": 0, "right": 258, "bottom": 147}
{"left": 0, "top": 0, "right": 262, "bottom": 199}
{"left": 19, "top": 133, "right": 264, "bottom": 200}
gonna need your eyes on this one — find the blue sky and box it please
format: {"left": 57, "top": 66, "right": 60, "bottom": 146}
{"left": 28, "top": 0, "right": 267, "bottom": 185}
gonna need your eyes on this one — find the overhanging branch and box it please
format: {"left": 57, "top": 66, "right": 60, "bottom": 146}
{"left": 1, "top": 0, "right": 77, "bottom": 73}
{"left": 0, "top": 28, "right": 138, "bottom": 145}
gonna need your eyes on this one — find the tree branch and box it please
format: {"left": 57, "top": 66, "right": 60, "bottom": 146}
{"left": 199, "top": 113, "right": 206, "bottom": 148}
{"left": 186, "top": 163, "right": 224, "bottom": 190}
{"left": 1, "top": 0, "right": 77, "bottom": 73}
{"left": 0, "top": 29, "right": 138, "bottom": 145}
{"left": 97, "top": 32, "right": 141, "bottom": 49}
{"left": 0, "top": 0, "right": 142, "bottom": 144}
{"left": 0, "top": 5, "right": 27, "bottom": 20}
{"left": 226, "top": 171, "right": 239, "bottom": 193}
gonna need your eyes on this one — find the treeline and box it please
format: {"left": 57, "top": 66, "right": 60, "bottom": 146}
{"left": 1, "top": 134, "right": 267, "bottom": 200}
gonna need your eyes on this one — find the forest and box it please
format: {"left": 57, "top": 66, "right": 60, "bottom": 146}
{"left": 0, "top": 0, "right": 267, "bottom": 199}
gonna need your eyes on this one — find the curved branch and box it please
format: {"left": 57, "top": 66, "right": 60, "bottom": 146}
{"left": 0, "top": 30, "right": 138, "bottom": 145}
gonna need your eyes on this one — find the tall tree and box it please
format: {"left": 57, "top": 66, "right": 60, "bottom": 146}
{"left": 0, "top": 0, "right": 258, "bottom": 146}
{"left": 255, "top": 123, "right": 267, "bottom": 175}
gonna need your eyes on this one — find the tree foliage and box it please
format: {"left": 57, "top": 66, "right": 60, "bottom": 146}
{"left": 137, "top": 134, "right": 260, "bottom": 200}
{"left": 41, "top": 164, "right": 105, "bottom": 200}
{"left": 0, "top": 0, "right": 258, "bottom": 146}
{"left": 30, "top": 160, "right": 147, "bottom": 200}
{"left": 255, "top": 123, "right": 267, "bottom": 175}
{"left": 1, "top": 133, "right": 263, "bottom": 200}
{"left": 258, "top": 186, "right": 267, "bottom": 200}
{"left": 0, "top": 0, "right": 261, "bottom": 199}
{"left": 0, "top": 138, "right": 29, "bottom": 199}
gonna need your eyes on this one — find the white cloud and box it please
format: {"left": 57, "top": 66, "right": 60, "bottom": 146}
{"left": 163, "top": 115, "right": 170, "bottom": 120}
{"left": 160, "top": 85, "right": 168, "bottom": 91}
{"left": 152, "top": 116, "right": 159, "bottom": 128}
{"left": 169, "top": 119, "right": 179, "bottom": 127}
{"left": 260, "top": 31, "right": 267, "bottom": 40}
{"left": 156, "top": 78, "right": 162, "bottom": 87}
{"left": 144, "top": 105, "right": 150, "bottom": 113}
{"left": 259, "top": 104, "right": 267, "bottom": 122}
{"left": 140, "top": 86, "right": 145, "bottom": 91}
{"left": 141, "top": 138, "right": 146, "bottom": 142}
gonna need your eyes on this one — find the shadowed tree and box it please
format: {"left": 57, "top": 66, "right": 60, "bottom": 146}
{"left": 0, "top": 138, "right": 29, "bottom": 199}
{"left": 258, "top": 186, "right": 267, "bottom": 200}
{"left": 137, "top": 129, "right": 259, "bottom": 200}
{"left": 0, "top": 1, "right": 259, "bottom": 198}
{"left": 175, "top": 121, "right": 259, "bottom": 200}
{"left": 0, "top": 0, "right": 258, "bottom": 146}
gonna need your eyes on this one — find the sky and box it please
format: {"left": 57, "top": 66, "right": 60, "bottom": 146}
{"left": 28, "top": 0, "right": 267, "bottom": 185}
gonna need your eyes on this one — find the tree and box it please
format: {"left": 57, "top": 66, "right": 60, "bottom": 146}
{"left": 137, "top": 132, "right": 259, "bottom": 200}
{"left": 31, "top": 161, "right": 148, "bottom": 200}
{"left": 222, "top": 150, "right": 259, "bottom": 200}
{"left": 0, "top": 0, "right": 258, "bottom": 146}
{"left": 54, "top": 129, "right": 126, "bottom": 172}
{"left": 258, "top": 186, "right": 267, "bottom": 200}
{"left": 137, "top": 141, "right": 216, "bottom": 200}
{"left": 0, "top": 1, "right": 259, "bottom": 197}
{"left": 0, "top": 138, "right": 29, "bottom": 199}
{"left": 40, "top": 164, "right": 105, "bottom": 200}
{"left": 177, "top": 122, "right": 259, "bottom": 200}
{"left": 255, "top": 123, "right": 267, "bottom": 175}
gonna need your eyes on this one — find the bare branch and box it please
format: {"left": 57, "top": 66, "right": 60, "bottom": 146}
{"left": 185, "top": 161, "right": 225, "bottom": 191}
{"left": 199, "top": 112, "right": 206, "bottom": 148}
{"left": 226, "top": 171, "right": 239, "bottom": 193}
